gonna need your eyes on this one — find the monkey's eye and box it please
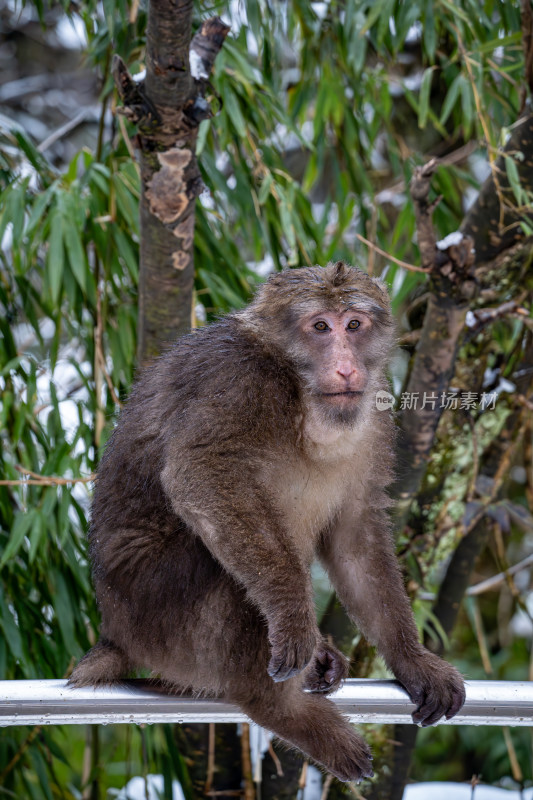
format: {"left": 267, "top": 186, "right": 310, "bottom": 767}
{"left": 347, "top": 319, "right": 361, "bottom": 330}
{"left": 314, "top": 321, "right": 330, "bottom": 331}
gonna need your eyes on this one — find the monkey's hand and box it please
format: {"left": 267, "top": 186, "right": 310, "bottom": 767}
{"left": 268, "top": 619, "right": 319, "bottom": 682}
{"left": 394, "top": 650, "right": 465, "bottom": 727}
{"left": 303, "top": 641, "right": 349, "bottom": 693}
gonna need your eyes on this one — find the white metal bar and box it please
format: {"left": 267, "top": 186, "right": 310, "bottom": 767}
{"left": 0, "top": 679, "right": 531, "bottom": 727}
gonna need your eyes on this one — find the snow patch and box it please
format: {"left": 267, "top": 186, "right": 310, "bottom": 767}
{"left": 189, "top": 50, "right": 208, "bottom": 80}
{"left": 465, "top": 310, "right": 477, "bottom": 328}
{"left": 113, "top": 775, "right": 185, "bottom": 800}
{"left": 436, "top": 231, "right": 464, "bottom": 250}
{"left": 55, "top": 15, "right": 88, "bottom": 50}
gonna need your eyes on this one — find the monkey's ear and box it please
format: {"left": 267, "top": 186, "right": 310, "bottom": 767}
{"left": 373, "top": 277, "right": 393, "bottom": 307}
{"left": 331, "top": 261, "right": 351, "bottom": 287}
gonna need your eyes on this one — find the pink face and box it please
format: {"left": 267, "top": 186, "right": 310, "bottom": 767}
{"left": 296, "top": 308, "right": 372, "bottom": 412}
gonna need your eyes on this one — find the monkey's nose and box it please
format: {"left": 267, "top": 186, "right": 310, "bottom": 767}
{"left": 336, "top": 362, "right": 356, "bottom": 378}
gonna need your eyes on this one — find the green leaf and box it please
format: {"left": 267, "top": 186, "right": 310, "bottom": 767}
{"left": 62, "top": 198, "right": 87, "bottom": 293}
{"left": 114, "top": 172, "right": 140, "bottom": 233}
{"left": 439, "top": 74, "right": 462, "bottom": 126}
{"left": 113, "top": 227, "right": 139, "bottom": 281}
{"left": 0, "top": 585, "right": 25, "bottom": 664}
{"left": 504, "top": 155, "right": 523, "bottom": 205}
{"left": 9, "top": 179, "right": 29, "bottom": 244}
{"left": 28, "top": 748, "right": 54, "bottom": 800}
{"left": 26, "top": 184, "right": 56, "bottom": 238}
{"left": 46, "top": 206, "right": 65, "bottom": 304}
{"left": 198, "top": 268, "right": 247, "bottom": 309}
{"left": 163, "top": 726, "right": 195, "bottom": 800}
{"left": 223, "top": 89, "right": 247, "bottom": 138}
{"left": 118, "top": 306, "right": 135, "bottom": 363}
{"left": 0, "top": 509, "right": 36, "bottom": 567}
{"left": 418, "top": 68, "right": 434, "bottom": 129}
{"left": 0, "top": 355, "right": 25, "bottom": 377}
{"left": 28, "top": 511, "right": 45, "bottom": 563}
{"left": 0, "top": 185, "right": 13, "bottom": 247}
{"left": 51, "top": 569, "right": 78, "bottom": 653}
{"left": 90, "top": 163, "right": 112, "bottom": 196}
{"left": 196, "top": 118, "right": 211, "bottom": 156}
{"left": 474, "top": 32, "right": 521, "bottom": 55}
{"left": 258, "top": 173, "right": 273, "bottom": 204}
{"left": 423, "top": 0, "right": 437, "bottom": 60}
{"left": 360, "top": 0, "right": 389, "bottom": 35}
{"left": 460, "top": 77, "right": 474, "bottom": 139}
{"left": 439, "top": 0, "right": 471, "bottom": 23}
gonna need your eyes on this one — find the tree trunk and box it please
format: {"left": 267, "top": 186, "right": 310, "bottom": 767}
{"left": 113, "top": 3, "right": 229, "bottom": 363}
{"left": 112, "top": 4, "right": 234, "bottom": 794}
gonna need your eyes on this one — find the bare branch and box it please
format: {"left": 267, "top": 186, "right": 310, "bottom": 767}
{"left": 410, "top": 158, "right": 441, "bottom": 269}
{"left": 355, "top": 233, "right": 428, "bottom": 273}
{"left": 0, "top": 466, "right": 94, "bottom": 487}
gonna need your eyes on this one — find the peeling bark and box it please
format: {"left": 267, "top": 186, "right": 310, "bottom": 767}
{"left": 113, "top": 5, "right": 229, "bottom": 362}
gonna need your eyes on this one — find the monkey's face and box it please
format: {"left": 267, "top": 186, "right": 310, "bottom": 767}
{"left": 291, "top": 307, "right": 377, "bottom": 424}
{"left": 236, "top": 263, "right": 394, "bottom": 425}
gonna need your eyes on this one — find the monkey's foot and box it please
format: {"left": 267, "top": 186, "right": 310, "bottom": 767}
{"left": 325, "top": 729, "right": 374, "bottom": 783}
{"left": 395, "top": 651, "right": 465, "bottom": 727}
{"left": 68, "top": 640, "right": 129, "bottom": 687}
{"left": 303, "top": 642, "right": 349, "bottom": 693}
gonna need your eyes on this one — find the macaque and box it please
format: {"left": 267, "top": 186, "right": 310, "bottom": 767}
{"left": 70, "top": 261, "right": 465, "bottom": 782}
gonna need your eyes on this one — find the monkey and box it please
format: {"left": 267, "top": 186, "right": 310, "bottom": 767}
{"left": 70, "top": 261, "right": 465, "bottom": 783}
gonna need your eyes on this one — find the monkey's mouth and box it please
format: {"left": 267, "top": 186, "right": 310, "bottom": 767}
{"left": 322, "top": 389, "right": 363, "bottom": 397}
{"left": 320, "top": 391, "right": 364, "bottom": 398}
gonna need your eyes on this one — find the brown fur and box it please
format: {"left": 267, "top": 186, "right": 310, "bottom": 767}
{"left": 70, "top": 262, "right": 465, "bottom": 782}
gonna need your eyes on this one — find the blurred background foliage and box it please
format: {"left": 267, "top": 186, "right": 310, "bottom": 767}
{"left": 0, "top": 0, "right": 532, "bottom": 797}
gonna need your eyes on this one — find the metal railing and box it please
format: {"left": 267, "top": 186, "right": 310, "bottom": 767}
{"left": 1, "top": 679, "right": 532, "bottom": 727}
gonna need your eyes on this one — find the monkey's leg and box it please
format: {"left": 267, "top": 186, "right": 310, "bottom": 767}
{"left": 160, "top": 469, "right": 321, "bottom": 682}
{"left": 236, "top": 680, "right": 373, "bottom": 783}
{"left": 68, "top": 639, "right": 130, "bottom": 686}
{"left": 320, "top": 503, "right": 465, "bottom": 726}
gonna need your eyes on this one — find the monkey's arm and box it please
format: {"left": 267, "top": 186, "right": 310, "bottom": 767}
{"left": 160, "top": 460, "right": 320, "bottom": 682}
{"left": 319, "top": 501, "right": 465, "bottom": 726}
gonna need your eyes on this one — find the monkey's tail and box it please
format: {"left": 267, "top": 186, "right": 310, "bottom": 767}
{"left": 68, "top": 639, "right": 130, "bottom": 687}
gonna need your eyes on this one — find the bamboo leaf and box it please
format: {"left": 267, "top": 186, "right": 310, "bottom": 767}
{"left": 62, "top": 197, "right": 87, "bottom": 293}
{"left": 46, "top": 206, "right": 65, "bottom": 304}
{"left": 504, "top": 155, "right": 523, "bottom": 205}
{"left": 423, "top": 0, "right": 437, "bottom": 60}
{"left": 28, "top": 511, "right": 45, "bottom": 563}
{"left": 0, "top": 585, "right": 25, "bottom": 663}
{"left": 113, "top": 227, "right": 139, "bottom": 281}
{"left": 223, "top": 89, "right": 247, "bottom": 138}
{"left": 50, "top": 568, "right": 78, "bottom": 653}
{"left": 460, "top": 77, "right": 474, "bottom": 139}
{"left": 0, "top": 510, "right": 35, "bottom": 567}
{"left": 26, "top": 183, "right": 56, "bottom": 238}
{"left": 418, "top": 68, "right": 434, "bottom": 129}
{"left": 258, "top": 173, "right": 273, "bottom": 205}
